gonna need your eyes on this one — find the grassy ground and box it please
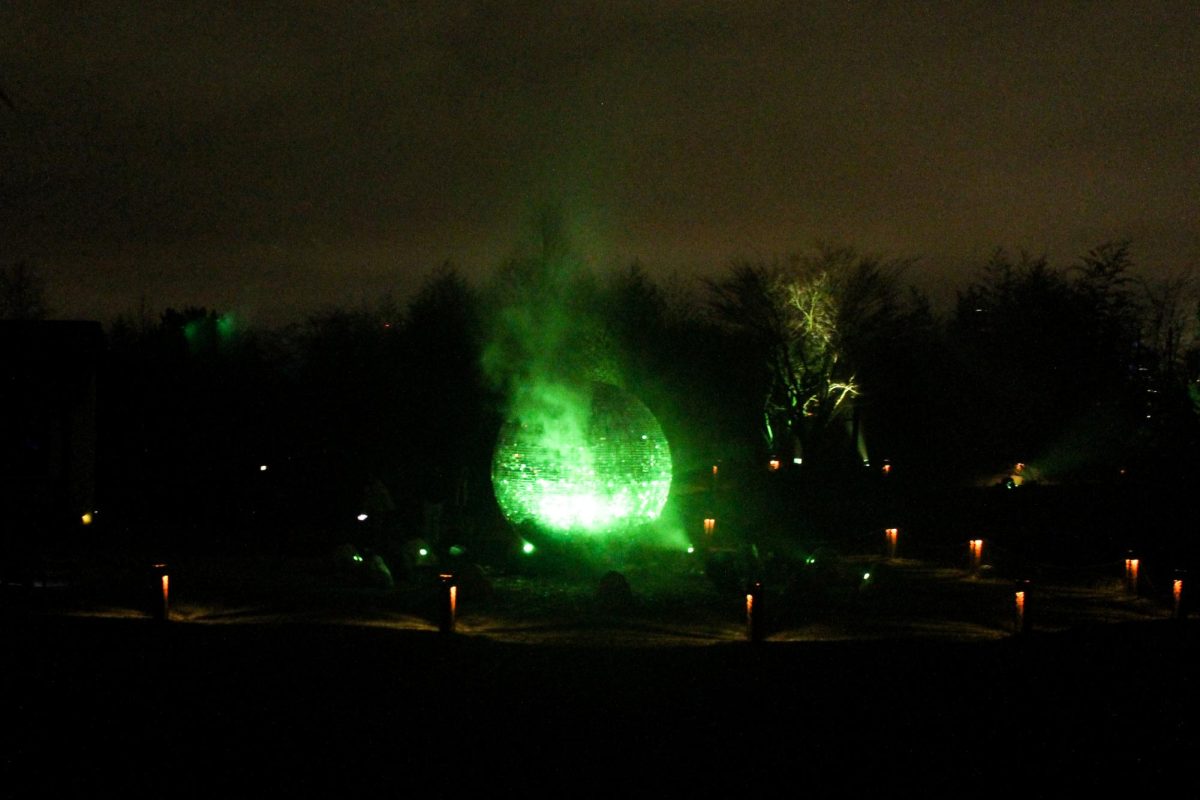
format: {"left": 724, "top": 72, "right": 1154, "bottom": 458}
{"left": 15, "top": 545, "right": 1174, "bottom": 638}
{"left": 2, "top": 551, "right": 1196, "bottom": 794}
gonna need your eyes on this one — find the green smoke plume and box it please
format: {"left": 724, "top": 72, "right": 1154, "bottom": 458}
{"left": 483, "top": 209, "right": 675, "bottom": 542}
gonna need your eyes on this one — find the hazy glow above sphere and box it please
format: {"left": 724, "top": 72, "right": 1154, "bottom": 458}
{"left": 491, "top": 382, "right": 672, "bottom": 537}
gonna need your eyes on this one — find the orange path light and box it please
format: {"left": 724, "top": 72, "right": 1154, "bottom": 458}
{"left": 1125, "top": 558, "right": 1140, "bottom": 593}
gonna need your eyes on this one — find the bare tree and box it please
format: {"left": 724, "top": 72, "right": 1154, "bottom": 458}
{"left": 1139, "top": 272, "right": 1200, "bottom": 417}
{"left": 708, "top": 248, "right": 906, "bottom": 465}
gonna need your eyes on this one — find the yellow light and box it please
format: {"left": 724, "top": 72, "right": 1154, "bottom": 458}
{"left": 746, "top": 593, "right": 754, "bottom": 615}
{"left": 81, "top": 512, "right": 93, "bottom": 526}
{"left": 767, "top": 459, "right": 780, "bottom": 472}
{"left": 449, "top": 585, "right": 457, "bottom": 616}
{"left": 712, "top": 464, "right": 718, "bottom": 477}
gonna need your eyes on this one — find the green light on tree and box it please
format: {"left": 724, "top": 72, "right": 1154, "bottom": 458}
{"left": 492, "top": 382, "right": 672, "bottom": 538}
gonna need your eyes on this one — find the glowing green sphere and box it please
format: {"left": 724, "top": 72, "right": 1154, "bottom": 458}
{"left": 492, "top": 382, "right": 672, "bottom": 537}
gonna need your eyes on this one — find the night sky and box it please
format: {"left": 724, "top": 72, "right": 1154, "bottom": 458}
{"left": 3, "top": 2, "right": 1197, "bottom": 324}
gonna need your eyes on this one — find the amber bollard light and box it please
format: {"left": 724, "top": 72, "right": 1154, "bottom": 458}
{"left": 885, "top": 528, "right": 898, "bottom": 560}
{"left": 1014, "top": 579, "right": 1031, "bottom": 634}
{"left": 1173, "top": 571, "right": 1186, "bottom": 620}
{"left": 151, "top": 563, "right": 170, "bottom": 621}
{"left": 438, "top": 573, "right": 457, "bottom": 634}
{"left": 1124, "top": 556, "right": 1140, "bottom": 595}
{"left": 969, "top": 539, "right": 984, "bottom": 572}
{"left": 746, "top": 580, "right": 765, "bottom": 643}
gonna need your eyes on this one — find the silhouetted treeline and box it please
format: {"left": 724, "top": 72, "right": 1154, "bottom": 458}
{"left": 944, "top": 244, "right": 1199, "bottom": 479}
{"left": 88, "top": 244, "right": 1200, "bottom": 554}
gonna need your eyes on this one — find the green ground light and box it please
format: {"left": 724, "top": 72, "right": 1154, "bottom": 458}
{"left": 492, "top": 382, "right": 672, "bottom": 538}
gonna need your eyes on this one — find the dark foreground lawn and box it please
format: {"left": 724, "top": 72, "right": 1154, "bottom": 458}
{"left": 2, "top": 608, "right": 1196, "bottom": 795}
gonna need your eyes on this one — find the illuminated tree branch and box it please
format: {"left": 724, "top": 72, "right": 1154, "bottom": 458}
{"left": 709, "top": 249, "right": 904, "bottom": 466}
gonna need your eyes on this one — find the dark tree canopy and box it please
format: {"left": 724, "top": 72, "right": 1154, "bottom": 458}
{"left": 52, "top": 238, "right": 1200, "bottom": 558}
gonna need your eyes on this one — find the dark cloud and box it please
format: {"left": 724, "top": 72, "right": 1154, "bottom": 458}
{"left": 2, "top": 1, "right": 1197, "bottom": 322}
